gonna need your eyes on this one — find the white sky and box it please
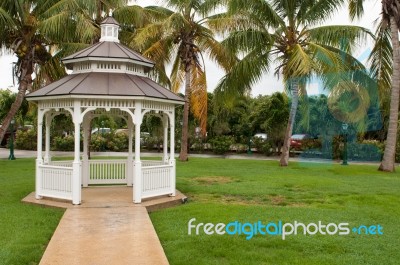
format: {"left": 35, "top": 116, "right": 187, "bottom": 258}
{"left": 0, "top": 0, "right": 381, "bottom": 96}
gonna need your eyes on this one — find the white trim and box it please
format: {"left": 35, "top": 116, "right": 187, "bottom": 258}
{"left": 27, "top": 95, "right": 185, "bottom": 105}
{"left": 62, "top": 57, "right": 154, "bottom": 68}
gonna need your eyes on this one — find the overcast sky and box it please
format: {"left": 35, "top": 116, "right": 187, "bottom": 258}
{"left": 0, "top": 0, "right": 381, "bottom": 96}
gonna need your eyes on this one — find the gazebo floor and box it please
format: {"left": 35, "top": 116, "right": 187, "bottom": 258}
{"left": 22, "top": 186, "right": 187, "bottom": 212}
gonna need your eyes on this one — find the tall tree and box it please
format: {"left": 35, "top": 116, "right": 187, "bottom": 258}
{"left": 350, "top": 0, "right": 400, "bottom": 172}
{"left": 0, "top": 0, "right": 129, "bottom": 144}
{"left": 131, "top": 0, "right": 236, "bottom": 161}
{"left": 378, "top": 1, "right": 400, "bottom": 171}
{"left": 211, "top": 0, "right": 373, "bottom": 166}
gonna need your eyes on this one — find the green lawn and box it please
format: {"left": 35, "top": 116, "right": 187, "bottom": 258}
{"left": 0, "top": 157, "right": 399, "bottom": 265}
{"left": 0, "top": 158, "right": 64, "bottom": 265}
{"left": 150, "top": 158, "right": 400, "bottom": 265}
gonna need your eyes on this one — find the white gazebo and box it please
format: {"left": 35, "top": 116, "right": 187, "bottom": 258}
{"left": 26, "top": 17, "right": 184, "bottom": 205}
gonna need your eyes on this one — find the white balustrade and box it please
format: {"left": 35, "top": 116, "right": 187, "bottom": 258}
{"left": 141, "top": 160, "right": 167, "bottom": 167}
{"left": 49, "top": 161, "right": 73, "bottom": 167}
{"left": 40, "top": 158, "right": 173, "bottom": 201}
{"left": 88, "top": 160, "right": 127, "bottom": 184}
{"left": 141, "top": 165, "right": 173, "bottom": 198}
{"left": 39, "top": 165, "right": 73, "bottom": 200}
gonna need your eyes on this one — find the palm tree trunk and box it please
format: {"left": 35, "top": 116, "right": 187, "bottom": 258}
{"left": 179, "top": 65, "right": 191, "bottom": 161}
{"left": 379, "top": 19, "right": 400, "bottom": 172}
{"left": 280, "top": 81, "right": 299, "bottom": 166}
{"left": 0, "top": 57, "right": 33, "bottom": 144}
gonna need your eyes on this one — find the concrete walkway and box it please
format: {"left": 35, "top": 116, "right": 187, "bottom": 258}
{"left": 40, "top": 207, "right": 168, "bottom": 265}
{"left": 22, "top": 187, "right": 187, "bottom": 265}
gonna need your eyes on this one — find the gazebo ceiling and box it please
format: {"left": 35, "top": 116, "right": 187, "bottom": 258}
{"left": 27, "top": 72, "right": 184, "bottom": 102}
{"left": 62, "top": 41, "right": 154, "bottom": 70}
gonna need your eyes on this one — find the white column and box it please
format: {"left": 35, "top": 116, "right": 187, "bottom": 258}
{"left": 162, "top": 114, "right": 169, "bottom": 163}
{"left": 72, "top": 101, "right": 82, "bottom": 205}
{"left": 82, "top": 116, "right": 90, "bottom": 187}
{"left": 35, "top": 108, "right": 44, "bottom": 200}
{"left": 127, "top": 116, "right": 134, "bottom": 186}
{"left": 44, "top": 113, "right": 52, "bottom": 164}
{"left": 169, "top": 110, "right": 176, "bottom": 196}
{"left": 133, "top": 102, "right": 142, "bottom": 203}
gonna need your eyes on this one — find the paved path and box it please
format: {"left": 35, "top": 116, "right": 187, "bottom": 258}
{"left": 40, "top": 206, "right": 169, "bottom": 265}
{"left": 0, "top": 147, "right": 388, "bottom": 165}
{"left": 22, "top": 187, "right": 187, "bottom": 264}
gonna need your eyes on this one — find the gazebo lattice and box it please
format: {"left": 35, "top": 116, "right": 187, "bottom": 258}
{"left": 26, "top": 17, "right": 184, "bottom": 205}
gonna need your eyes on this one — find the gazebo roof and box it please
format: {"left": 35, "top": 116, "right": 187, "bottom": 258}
{"left": 26, "top": 16, "right": 183, "bottom": 104}
{"left": 101, "top": 16, "right": 119, "bottom": 26}
{"left": 62, "top": 41, "right": 154, "bottom": 69}
{"left": 26, "top": 72, "right": 183, "bottom": 101}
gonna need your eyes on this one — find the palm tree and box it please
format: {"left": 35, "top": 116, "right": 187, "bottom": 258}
{"left": 130, "top": 0, "right": 237, "bottom": 161}
{"left": 377, "top": 1, "right": 400, "bottom": 172}
{"left": 211, "top": 0, "right": 373, "bottom": 166}
{"left": 0, "top": 0, "right": 66, "bottom": 143}
{"left": 349, "top": 0, "right": 400, "bottom": 172}
{"left": 0, "top": 0, "right": 129, "bottom": 144}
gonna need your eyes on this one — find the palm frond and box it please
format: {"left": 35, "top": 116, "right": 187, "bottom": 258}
{"left": 170, "top": 55, "right": 184, "bottom": 93}
{"left": 301, "top": 0, "right": 346, "bottom": 25}
{"left": 196, "top": 36, "right": 238, "bottom": 72}
{"left": 190, "top": 63, "right": 208, "bottom": 134}
{"left": 348, "top": 0, "right": 365, "bottom": 20}
{"left": 307, "top": 25, "right": 373, "bottom": 54}
{"left": 368, "top": 22, "right": 392, "bottom": 96}
{"left": 114, "top": 5, "right": 151, "bottom": 28}
{"left": 221, "top": 29, "right": 272, "bottom": 54}
{"left": 0, "top": 7, "right": 16, "bottom": 33}
{"left": 215, "top": 48, "right": 271, "bottom": 101}
{"left": 228, "top": 0, "right": 284, "bottom": 28}
{"left": 284, "top": 44, "right": 316, "bottom": 77}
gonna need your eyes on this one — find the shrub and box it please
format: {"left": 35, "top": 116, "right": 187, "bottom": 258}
{"left": 347, "top": 142, "right": 382, "bottom": 161}
{"left": 107, "top": 132, "right": 128, "bottom": 151}
{"left": 232, "top": 143, "right": 248, "bottom": 153}
{"left": 53, "top": 135, "right": 75, "bottom": 151}
{"left": 15, "top": 130, "right": 37, "bottom": 150}
{"left": 90, "top": 135, "right": 107, "bottom": 151}
{"left": 210, "top": 135, "right": 233, "bottom": 155}
{"left": 252, "top": 137, "right": 273, "bottom": 156}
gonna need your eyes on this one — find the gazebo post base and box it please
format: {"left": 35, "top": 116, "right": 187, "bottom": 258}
{"left": 35, "top": 158, "right": 43, "bottom": 200}
{"left": 133, "top": 161, "right": 142, "bottom": 203}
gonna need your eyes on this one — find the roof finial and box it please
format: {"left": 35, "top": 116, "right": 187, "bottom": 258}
{"left": 109, "top": 9, "right": 113, "bottom": 16}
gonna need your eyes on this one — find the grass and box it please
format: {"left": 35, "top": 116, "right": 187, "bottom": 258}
{"left": 0, "top": 157, "right": 399, "bottom": 264}
{"left": 0, "top": 158, "right": 64, "bottom": 265}
{"left": 150, "top": 158, "right": 400, "bottom": 265}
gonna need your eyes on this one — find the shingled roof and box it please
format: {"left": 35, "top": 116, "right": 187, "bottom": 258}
{"left": 26, "top": 16, "right": 183, "bottom": 103}
{"left": 62, "top": 41, "right": 154, "bottom": 69}
{"left": 27, "top": 72, "right": 183, "bottom": 101}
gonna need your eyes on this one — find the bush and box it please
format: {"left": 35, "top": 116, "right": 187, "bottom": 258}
{"left": 231, "top": 143, "right": 248, "bottom": 153}
{"left": 107, "top": 132, "right": 128, "bottom": 151}
{"left": 90, "top": 135, "right": 107, "bottom": 151}
{"left": 347, "top": 142, "right": 382, "bottom": 161}
{"left": 53, "top": 135, "right": 75, "bottom": 151}
{"left": 210, "top": 136, "right": 233, "bottom": 155}
{"left": 15, "top": 130, "right": 37, "bottom": 150}
{"left": 252, "top": 137, "right": 273, "bottom": 156}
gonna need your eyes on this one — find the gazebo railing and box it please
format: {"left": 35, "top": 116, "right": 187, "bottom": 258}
{"left": 142, "top": 160, "right": 167, "bottom": 167}
{"left": 49, "top": 161, "right": 73, "bottom": 167}
{"left": 41, "top": 158, "right": 173, "bottom": 201}
{"left": 88, "top": 160, "right": 127, "bottom": 184}
{"left": 141, "top": 164, "right": 173, "bottom": 199}
{"left": 39, "top": 164, "right": 73, "bottom": 200}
